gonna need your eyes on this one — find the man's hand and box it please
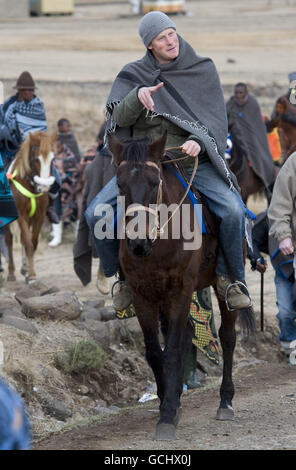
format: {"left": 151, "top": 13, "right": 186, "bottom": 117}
{"left": 279, "top": 237, "right": 294, "bottom": 256}
{"left": 181, "top": 140, "right": 201, "bottom": 158}
{"left": 256, "top": 258, "right": 267, "bottom": 274}
{"left": 137, "top": 82, "right": 164, "bottom": 112}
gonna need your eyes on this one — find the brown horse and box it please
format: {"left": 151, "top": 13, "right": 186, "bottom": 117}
{"left": 5, "top": 131, "right": 57, "bottom": 283}
{"left": 267, "top": 95, "right": 296, "bottom": 161}
{"left": 108, "top": 133, "right": 254, "bottom": 440}
{"left": 226, "top": 130, "right": 268, "bottom": 204}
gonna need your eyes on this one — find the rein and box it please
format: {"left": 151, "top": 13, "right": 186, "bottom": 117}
{"left": 6, "top": 169, "right": 44, "bottom": 218}
{"left": 123, "top": 146, "right": 199, "bottom": 241}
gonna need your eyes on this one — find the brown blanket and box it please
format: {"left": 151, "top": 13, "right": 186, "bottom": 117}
{"left": 73, "top": 149, "right": 116, "bottom": 285}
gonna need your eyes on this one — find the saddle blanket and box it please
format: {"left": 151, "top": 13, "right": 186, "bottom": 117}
{"left": 115, "top": 287, "right": 219, "bottom": 365}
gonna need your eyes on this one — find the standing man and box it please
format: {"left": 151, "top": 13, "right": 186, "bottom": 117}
{"left": 226, "top": 82, "right": 276, "bottom": 193}
{"left": 0, "top": 71, "right": 60, "bottom": 223}
{"left": 88, "top": 12, "right": 251, "bottom": 311}
{"left": 268, "top": 150, "right": 296, "bottom": 357}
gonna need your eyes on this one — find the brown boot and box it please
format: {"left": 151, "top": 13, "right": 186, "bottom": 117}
{"left": 112, "top": 281, "right": 133, "bottom": 310}
{"left": 216, "top": 276, "right": 251, "bottom": 310}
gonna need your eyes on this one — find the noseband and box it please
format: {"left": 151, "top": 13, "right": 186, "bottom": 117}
{"left": 120, "top": 148, "right": 199, "bottom": 242}
{"left": 124, "top": 161, "right": 163, "bottom": 241}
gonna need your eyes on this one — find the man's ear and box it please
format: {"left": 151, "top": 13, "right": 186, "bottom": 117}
{"left": 149, "top": 131, "right": 167, "bottom": 163}
{"left": 108, "top": 134, "right": 123, "bottom": 166}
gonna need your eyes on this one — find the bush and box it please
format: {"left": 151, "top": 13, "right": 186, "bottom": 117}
{"left": 55, "top": 340, "right": 108, "bottom": 374}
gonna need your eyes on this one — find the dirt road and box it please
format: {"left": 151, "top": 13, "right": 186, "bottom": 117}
{"left": 35, "top": 362, "right": 296, "bottom": 451}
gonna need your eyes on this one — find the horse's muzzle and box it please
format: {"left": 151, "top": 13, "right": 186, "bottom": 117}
{"left": 128, "top": 238, "right": 152, "bottom": 258}
{"left": 33, "top": 175, "right": 55, "bottom": 192}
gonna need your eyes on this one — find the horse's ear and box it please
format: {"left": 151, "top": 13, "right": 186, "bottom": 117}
{"left": 108, "top": 133, "right": 123, "bottom": 166}
{"left": 149, "top": 131, "right": 167, "bottom": 162}
{"left": 28, "top": 131, "right": 42, "bottom": 146}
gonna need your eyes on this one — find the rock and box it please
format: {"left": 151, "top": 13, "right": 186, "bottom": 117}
{"left": 15, "top": 284, "right": 60, "bottom": 305}
{"left": 83, "top": 299, "right": 105, "bottom": 310}
{"left": 80, "top": 307, "right": 102, "bottom": 322}
{"left": 90, "top": 405, "right": 118, "bottom": 416}
{"left": 21, "top": 291, "right": 83, "bottom": 321}
{"left": 99, "top": 307, "right": 116, "bottom": 322}
{"left": 0, "top": 307, "right": 25, "bottom": 318}
{"left": 40, "top": 394, "right": 72, "bottom": 421}
{"left": 0, "top": 295, "right": 20, "bottom": 310}
{"left": 0, "top": 315, "right": 38, "bottom": 334}
{"left": 84, "top": 319, "right": 122, "bottom": 348}
{"left": 77, "top": 385, "right": 89, "bottom": 395}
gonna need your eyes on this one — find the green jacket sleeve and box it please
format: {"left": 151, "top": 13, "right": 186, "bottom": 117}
{"left": 112, "top": 87, "right": 144, "bottom": 128}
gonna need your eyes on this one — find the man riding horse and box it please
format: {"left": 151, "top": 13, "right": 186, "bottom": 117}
{"left": 87, "top": 11, "right": 251, "bottom": 312}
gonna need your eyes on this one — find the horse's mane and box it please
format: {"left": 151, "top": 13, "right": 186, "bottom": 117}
{"left": 13, "top": 132, "right": 52, "bottom": 179}
{"left": 13, "top": 138, "right": 31, "bottom": 179}
{"left": 277, "top": 96, "right": 296, "bottom": 127}
{"left": 121, "top": 137, "right": 150, "bottom": 163}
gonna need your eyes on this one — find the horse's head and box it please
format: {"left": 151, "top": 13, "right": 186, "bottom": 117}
{"left": 14, "top": 131, "right": 57, "bottom": 192}
{"left": 108, "top": 132, "right": 167, "bottom": 258}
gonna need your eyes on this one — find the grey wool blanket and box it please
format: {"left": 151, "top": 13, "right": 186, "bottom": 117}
{"left": 106, "top": 35, "right": 239, "bottom": 191}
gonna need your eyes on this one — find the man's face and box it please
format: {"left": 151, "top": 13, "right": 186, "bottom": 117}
{"left": 59, "top": 122, "right": 72, "bottom": 133}
{"left": 148, "top": 28, "right": 179, "bottom": 64}
{"left": 18, "top": 89, "right": 34, "bottom": 102}
{"left": 234, "top": 86, "right": 248, "bottom": 106}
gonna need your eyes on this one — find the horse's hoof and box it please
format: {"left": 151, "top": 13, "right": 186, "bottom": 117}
{"left": 7, "top": 275, "right": 16, "bottom": 282}
{"left": 174, "top": 406, "right": 182, "bottom": 427}
{"left": 154, "top": 423, "right": 176, "bottom": 441}
{"left": 26, "top": 277, "right": 36, "bottom": 285}
{"left": 216, "top": 405, "right": 234, "bottom": 421}
{"left": 21, "top": 268, "right": 28, "bottom": 276}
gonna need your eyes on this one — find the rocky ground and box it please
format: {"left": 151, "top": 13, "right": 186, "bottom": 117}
{"left": 0, "top": 0, "right": 295, "bottom": 451}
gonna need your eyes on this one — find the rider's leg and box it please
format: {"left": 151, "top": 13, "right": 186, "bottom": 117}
{"left": 191, "top": 162, "right": 251, "bottom": 310}
{"left": 84, "top": 176, "right": 132, "bottom": 308}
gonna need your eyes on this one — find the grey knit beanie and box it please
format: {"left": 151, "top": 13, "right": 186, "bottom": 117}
{"left": 138, "top": 11, "right": 176, "bottom": 48}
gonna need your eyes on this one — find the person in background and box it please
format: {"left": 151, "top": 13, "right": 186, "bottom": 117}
{"left": 0, "top": 377, "right": 31, "bottom": 450}
{"left": 226, "top": 82, "right": 276, "bottom": 195}
{"left": 265, "top": 72, "right": 296, "bottom": 164}
{"left": 49, "top": 140, "right": 83, "bottom": 247}
{"left": 57, "top": 118, "right": 81, "bottom": 163}
{"left": 0, "top": 71, "right": 60, "bottom": 224}
{"left": 268, "top": 148, "right": 296, "bottom": 359}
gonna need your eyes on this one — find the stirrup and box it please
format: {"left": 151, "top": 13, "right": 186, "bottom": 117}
{"left": 225, "top": 281, "right": 252, "bottom": 312}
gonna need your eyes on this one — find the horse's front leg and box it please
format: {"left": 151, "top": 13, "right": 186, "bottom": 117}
{"left": 18, "top": 218, "right": 36, "bottom": 282}
{"left": 4, "top": 226, "right": 16, "bottom": 281}
{"left": 134, "top": 301, "right": 164, "bottom": 403}
{"left": 215, "top": 293, "right": 238, "bottom": 420}
{"left": 155, "top": 295, "right": 192, "bottom": 440}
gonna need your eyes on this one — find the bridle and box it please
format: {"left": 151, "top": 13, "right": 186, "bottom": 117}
{"left": 121, "top": 147, "right": 199, "bottom": 242}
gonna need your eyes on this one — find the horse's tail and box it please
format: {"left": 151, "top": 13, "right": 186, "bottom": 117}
{"left": 238, "top": 305, "right": 256, "bottom": 338}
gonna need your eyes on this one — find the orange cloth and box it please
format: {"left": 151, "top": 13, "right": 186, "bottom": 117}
{"left": 267, "top": 128, "right": 281, "bottom": 161}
